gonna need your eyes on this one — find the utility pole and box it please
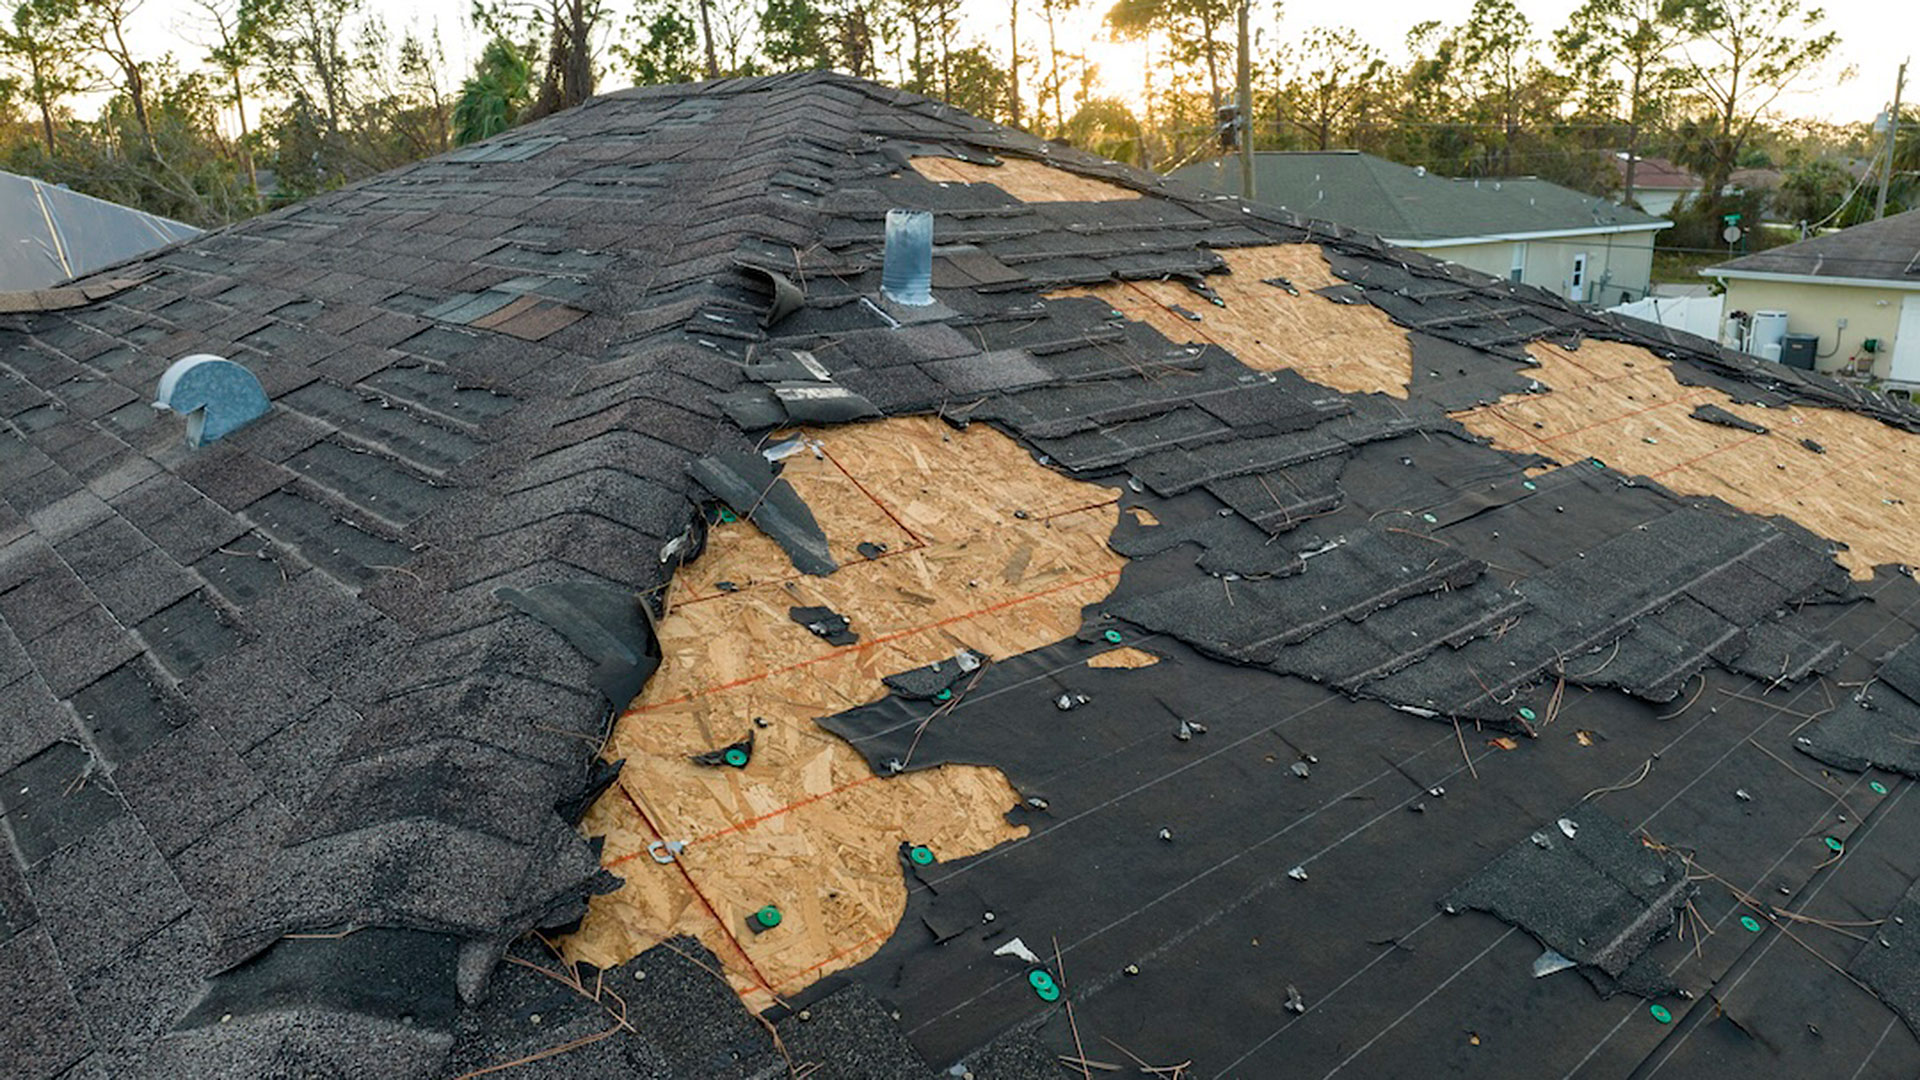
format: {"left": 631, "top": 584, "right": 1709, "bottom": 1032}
{"left": 1236, "top": 0, "right": 1253, "bottom": 200}
{"left": 1878, "top": 59, "right": 1907, "bottom": 220}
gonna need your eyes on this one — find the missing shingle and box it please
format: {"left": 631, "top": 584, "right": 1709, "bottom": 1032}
{"left": 566, "top": 416, "right": 1126, "bottom": 1011}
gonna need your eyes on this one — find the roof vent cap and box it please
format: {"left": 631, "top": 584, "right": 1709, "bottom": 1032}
{"left": 881, "top": 209, "right": 934, "bottom": 306}
{"left": 153, "top": 354, "right": 269, "bottom": 447}
{"left": 1414, "top": 165, "right": 1426, "bottom": 177}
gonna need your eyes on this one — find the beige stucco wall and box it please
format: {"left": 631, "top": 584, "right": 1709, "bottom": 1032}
{"left": 1716, "top": 277, "right": 1912, "bottom": 377}
{"left": 1417, "top": 231, "right": 1660, "bottom": 304}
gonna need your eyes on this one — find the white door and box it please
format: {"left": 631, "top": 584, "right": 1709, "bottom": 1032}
{"left": 1568, "top": 253, "right": 1588, "bottom": 302}
{"left": 1893, "top": 294, "right": 1920, "bottom": 383}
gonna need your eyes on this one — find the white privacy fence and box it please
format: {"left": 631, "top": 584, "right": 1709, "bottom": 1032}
{"left": 1606, "top": 294, "right": 1725, "bottom": 343}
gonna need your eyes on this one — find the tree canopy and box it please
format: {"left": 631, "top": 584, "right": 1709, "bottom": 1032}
{"left": 0, "top": 0, "right": 1893, "bottom": 246}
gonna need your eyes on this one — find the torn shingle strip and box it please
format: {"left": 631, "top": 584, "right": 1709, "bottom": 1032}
{"left": 1690, "top": 402, "right": 1770, "bottom": 434}
{"left": 1799, "top": 638, "right": 1920, "bottom": 778}
{"left": 493, "top": 579, "right": 660, "bottom": 706}
{"left": 1441, "top": 804, "right": 1693, "bottom": 998}
{"left": 790, "top": 604, "right": 859, "bottom": 646}
{"left": 882, "top": 648, "right": 986, "bottom": 700}
{"left": 1851, "top": 877, "right": 1920, "bottom": 1039}
{"left": 689, "top": 451, "right": 837, "bottom": 576}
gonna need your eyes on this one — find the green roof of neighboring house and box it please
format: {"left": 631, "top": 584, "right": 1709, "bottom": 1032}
{"left": 1705, "top": 208, "right": 1920, "bottom": 288}
{"left": 1169, "top": 151, "right": 1667, "bottom": 246}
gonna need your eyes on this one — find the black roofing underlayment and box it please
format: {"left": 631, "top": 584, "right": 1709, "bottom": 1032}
{"left": 5, "top": 72, "right": 1920, "bottom": 1079}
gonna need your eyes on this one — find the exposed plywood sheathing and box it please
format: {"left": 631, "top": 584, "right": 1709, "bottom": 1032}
{"left": 908, "top": 154, "right": 1141, "bottom": 202}
{"left": 566, "top": 417, "right": 1127, "bottom": 1009}
{"left": 1456, "top": 338, "right": 1920, "bottom": 577}
{"left": 1087, "top": 646, "right": 1162, "bottom": 669}
{"left": 1049, "top": 245, "right": 1415, "bottom": 396}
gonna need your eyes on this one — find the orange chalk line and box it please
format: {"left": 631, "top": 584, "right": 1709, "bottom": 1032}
{"left": 606, "top": 772, "right": 889, "bottom": 874}
{"left": 1533, "top": 387, "right": 1716, "bottom": 445}
{"left": 771, "top": 928, "right": 894, "bottom": 990}
{"left": 1758, "top": 437, "right": 1900, "bottom": 509}
{"left": 613, "top": 782, "right": 782, "bottom": 997}
{"left": 816, "top": 441, "right": 927, "bottom": 545}
{"left": 628, "top": 566, "right": 1124, "bottom": 715}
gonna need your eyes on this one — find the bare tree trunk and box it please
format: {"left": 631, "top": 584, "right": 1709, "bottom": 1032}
{"left": 1202, "top": 13, "right": 1221, "bottom": 110}
{"left": 1045, "top": 1, "right": 1063, "bottom": 133}
{"left": 698, "top": 0, "right": 719, "bottom": 78}
{"left": 104, "top": 11, "right": 155, "bottom": 154}
{"left": 1621, "top": 62, "right": 1641, "bottom": 207}
{"left": 231, "top": 69, "right": 259, "bottom": 201}
{"left": 1140, "top": 37, "right": 1155, "bottom": 171}
{"left": 1008, "top": 0, "right": 1020, "bottom": 127}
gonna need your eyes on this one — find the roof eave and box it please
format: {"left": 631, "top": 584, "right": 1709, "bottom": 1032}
{"left": 1700, "top": 266, "right": 1920, "bottom": 291}
{"left": 1389, "top": 221, "right": 1671, "bottom": 248}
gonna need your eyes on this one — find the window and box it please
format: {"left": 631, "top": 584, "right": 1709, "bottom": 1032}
{"left": 1509, "top": 243, "right": 1526, "bottom": 282}
{"left": 1568, "top": 252, "right": 1589, "bottom": 301}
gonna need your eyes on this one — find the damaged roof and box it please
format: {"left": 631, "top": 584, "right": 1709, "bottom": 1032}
{"left": 4, "top": 71, "right": 1920, "bottom": 1079}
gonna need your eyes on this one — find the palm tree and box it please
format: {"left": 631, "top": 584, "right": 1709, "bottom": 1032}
{"left": 452, "top": 36, "right": 533, "bottom": 146}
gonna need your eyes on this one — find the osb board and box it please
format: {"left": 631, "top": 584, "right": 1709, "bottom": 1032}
{"left": 1088, "top": 646, "right": 1162, "bottom": 668}
{"left": 908, "top": 154, "right": 1141, "bottom": 202}
{"left": 1049, "top": 245, "right": 1415, "bottom": 397}
{"left": 566, "top": 416, "right": 1127, "bottom": 1009}
{"left": 1454, "top": 338, "right": 1920, "bottom": 577}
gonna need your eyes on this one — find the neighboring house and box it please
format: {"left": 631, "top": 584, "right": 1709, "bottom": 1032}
{"left": 12, "top": 73, "right": 1920, "bottom": 1080}
{"left": 1608, "top": 153, "right": 1702, "bottom": 216}
{"left": 0, "top": 170, "right": 198, "bottom": 291}
{"left": 1703, "top": 208, "right": 1920, "bottom": 379}
{"left": 1727, "top": 166, "right": 1785, "bottom": 197}
{"left": 1173, "top": 151, "right": 1670, "bottom": 304}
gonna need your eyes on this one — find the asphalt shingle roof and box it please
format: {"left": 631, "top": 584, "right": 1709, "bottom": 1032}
{"left": 1710, "top": 208, "right": 1920, "bottom": 284}
{"left": 3, "top": 73, "right": 1920, "bottom": 1079}
{"left": 1172, "top": 150, "right": 1668, "bottom": 242}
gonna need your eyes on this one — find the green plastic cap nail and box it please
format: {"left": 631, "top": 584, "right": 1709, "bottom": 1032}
{"left": 1103, "top": 629, "right": 1124, "bottom": 644}
{"left": 1650, "top": 1004, "right": 1672, "bottom": 1024}
{"left": 1872, "top": 781, "right": 1889, "bottom": 795}
{"left": 1518, "top": 707, "right": 1537, "bottom": 722}
{"left": 1740, "top": 915, "right": 1761, "bottom": 933}
{"left": 754, "top": 905, "right": 782, "bottom": 929}
{"left": 724, "top": 748, "right": 749, "bottom": 767}
{"left": 909, "top": 845, "right": 935, "bottom": 865}
{"left": 1421, "top": 513, "right": 1437, "bottom": 523}
{"left": 934, "top": 689, "right": 953, "bottom": 702}
{"left": 1523, "top": 480, "right": 1538, "bottom": 490}
{"left": 1825, "top": 836, "right": 1845, "bottom": 852}
{"left": 1029, "top": 970, "right": 1059, "bottom": 1000}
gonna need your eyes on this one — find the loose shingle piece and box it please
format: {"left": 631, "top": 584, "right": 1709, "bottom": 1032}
{"left": 1443, "top": 805, "right": 1695, "bottom": 998}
